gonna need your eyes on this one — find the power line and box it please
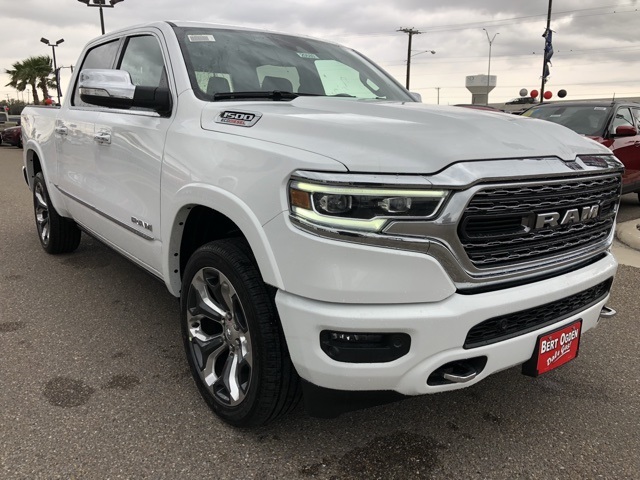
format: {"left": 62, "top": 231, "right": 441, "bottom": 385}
{"left": 328, "top": 3, "right": 639, "bottom": 38}
{"left": 379, "top": 45, "right": 640, "bottom": 66}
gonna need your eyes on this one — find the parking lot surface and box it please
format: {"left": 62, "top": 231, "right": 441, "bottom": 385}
{"left": 1, "top": 146, "right": 639, "bottom": 479}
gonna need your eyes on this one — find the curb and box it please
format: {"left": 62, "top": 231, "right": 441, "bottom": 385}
{"left": 616, "top": 219, "right": 640, "bottom": 251}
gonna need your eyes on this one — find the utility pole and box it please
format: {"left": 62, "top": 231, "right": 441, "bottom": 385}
{"left": 435, "top": 87, "right": 440, "bottom": 105}
{"left": 540, "top": 0, "right": 553, "bottom": 104}
{"left": 398, "top": 27, "right": 422, "bottom": 90}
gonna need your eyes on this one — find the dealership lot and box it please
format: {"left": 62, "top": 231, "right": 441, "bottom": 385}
{"left": 1, "top": 146, "right": 639, "bottom": 479}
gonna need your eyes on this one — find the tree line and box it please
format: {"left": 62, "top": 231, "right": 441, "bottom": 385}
{"left": 5, "top": 55, "right": 57, "bottom": 105}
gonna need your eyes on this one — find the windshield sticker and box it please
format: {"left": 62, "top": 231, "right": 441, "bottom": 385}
{"left": 549, "top": 114, "right": 562, "bottom": 117}
{"left": 215, "top": 111, "right": 263, "bottom": 127}
{"left": 188, "top": 34, "right": 216, "bottom": 42}
{"left": 296, "top": 52, "right": 319, "bottom": 59}
{"left": 594, "top": 107, "right": 607, "bottom": 110}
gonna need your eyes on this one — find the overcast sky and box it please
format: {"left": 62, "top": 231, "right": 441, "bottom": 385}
{"left": 1, "top": 0, "right": 639, "bottom": 105}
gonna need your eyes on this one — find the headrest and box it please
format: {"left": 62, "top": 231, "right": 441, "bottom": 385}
{"left": 206, "top": 76, "right": 231, "bottom": 95}
{"left": 261, "top": 76, "right": 293, "bottom": 92}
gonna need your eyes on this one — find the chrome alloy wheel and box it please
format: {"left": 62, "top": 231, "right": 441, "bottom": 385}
{"left": 34, "top": 181, "right": 50, "bottom": 245}
{"left": 186, "top": 267, "right": 253, "bottom": 407}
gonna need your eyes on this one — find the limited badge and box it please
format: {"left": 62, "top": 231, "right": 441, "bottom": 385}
{"left": 215, "top": 111, "right": 262, "bottom": 127}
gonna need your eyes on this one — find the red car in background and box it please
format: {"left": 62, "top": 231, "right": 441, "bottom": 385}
{"left": 523, "top": 101, "right": 640, "bottom": 198}
{"left": 0, "top": 125, "right": 22, "bottom": 148}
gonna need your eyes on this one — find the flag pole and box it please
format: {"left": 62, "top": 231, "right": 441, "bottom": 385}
{"left": 540, "top": 0, "right": 553, "bottom": 104}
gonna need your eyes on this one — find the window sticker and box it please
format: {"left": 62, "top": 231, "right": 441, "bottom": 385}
{"left": 188, "top": 34, "right": 216, "bottom": 42}
{"left": 594, "top": 107, "right": 607, "bottom": 110}
{"left": 297, "top": 52, "right": 319, "bottom": 59}
{"left": 549, "top": 114, "right": 562, "bottom": 117}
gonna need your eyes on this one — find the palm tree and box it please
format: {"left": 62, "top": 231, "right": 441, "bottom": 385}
{"left": 5, "top": 60, "right": 38, "bottom": 105}
{"left": 5, "top": 55, "right": 56, "bottom": 104}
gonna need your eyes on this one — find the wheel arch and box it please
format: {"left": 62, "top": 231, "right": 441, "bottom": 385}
{"left": 25, "top": 148, "right": 44, "bottom": 190}
{"left": 163, "top": 185, "right": 284, "bottom": 297}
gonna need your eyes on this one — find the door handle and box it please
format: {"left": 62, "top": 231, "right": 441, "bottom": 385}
{"left": 54, "top": 125, "right": 68, "bottom": 135}
{"left": 94, "top": 132, "right": 111, "bottom": 145}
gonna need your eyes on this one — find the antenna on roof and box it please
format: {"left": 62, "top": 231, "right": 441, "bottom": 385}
{"left": 611, "top": 93, "right": 616, "bottom": 105}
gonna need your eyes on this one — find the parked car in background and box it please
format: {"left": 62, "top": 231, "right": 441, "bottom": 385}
{"left": 523, "top": 101, "right": 640, "bottom": 197}
{"left": 506, "top": 97, "right": 537, "bottom": 105}
{"left": 1, "top": 124, "right": 22, "bottom": 148}
{"left": 0, "top": 111, "right": 20, "bottom": 144}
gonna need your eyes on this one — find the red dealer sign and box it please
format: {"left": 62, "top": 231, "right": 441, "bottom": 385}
{"left": 523, "top": 320, "right": 582, "bottom": 377}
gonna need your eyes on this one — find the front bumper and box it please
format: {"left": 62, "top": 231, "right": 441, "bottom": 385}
{"left": 276, "top": 253, "right": 617, "bottom": 395}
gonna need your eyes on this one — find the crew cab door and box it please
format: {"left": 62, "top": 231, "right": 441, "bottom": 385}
{"left": 88, "top": 32, "right": 175, "bottom": 274}
{"left": 56, "top": 38, "right": 121, "bottom": 217}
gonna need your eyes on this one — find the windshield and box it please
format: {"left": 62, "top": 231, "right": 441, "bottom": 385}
{"left": 172, "top": 26, "right": 413, "bottom": 102}
{"left": 523, "top": 105, "right": 611, "bottom": 136}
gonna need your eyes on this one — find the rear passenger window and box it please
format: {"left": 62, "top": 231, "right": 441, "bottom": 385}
{"left": 72, "top": 39, "right": 120, "bottom": 107}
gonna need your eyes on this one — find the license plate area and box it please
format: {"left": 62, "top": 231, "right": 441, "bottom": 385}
{"left": 522, "top": 319, "right": 582, "bottom": 377}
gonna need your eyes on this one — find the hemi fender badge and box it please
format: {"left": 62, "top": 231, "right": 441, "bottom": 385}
{"left": 215, "top": 111, "right": 262, "bottom": 127}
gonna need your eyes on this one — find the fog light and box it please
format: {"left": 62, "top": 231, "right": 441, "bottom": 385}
{"left": 320, "top": 330, "right": 411, "bottom": 363}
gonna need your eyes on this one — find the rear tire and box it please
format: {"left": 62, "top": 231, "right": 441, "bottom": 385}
{"left": 180, "top": 239, "right": 300, "bottom": 427}
{"left": 33, "top": 172, "right": 81, "bottom": 254}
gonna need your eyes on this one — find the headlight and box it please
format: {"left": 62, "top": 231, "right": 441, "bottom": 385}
{"left": 289, "top": 177, "right": 449, "bottom": 232}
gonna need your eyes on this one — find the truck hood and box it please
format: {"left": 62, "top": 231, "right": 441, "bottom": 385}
{"left": 201, "top": 98, "right": 612, "bottom": 174}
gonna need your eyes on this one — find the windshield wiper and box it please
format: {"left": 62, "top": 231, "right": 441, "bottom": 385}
{"left": 212, "top": 91, "right": 322, "bottom": 101}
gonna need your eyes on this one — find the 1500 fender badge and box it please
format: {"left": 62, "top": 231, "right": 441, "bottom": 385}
{"left": 215, "top": 110, "right": 262, "bottom": 127}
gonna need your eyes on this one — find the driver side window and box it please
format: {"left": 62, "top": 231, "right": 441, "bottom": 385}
{"left": 631, "top": 108, "right": 640, "bottom": 130}
{"left": 118, "top": 35, "right": 168, "bottom": 89}
{"left": 612, "top": 107, "right": 634, "bottom": 130}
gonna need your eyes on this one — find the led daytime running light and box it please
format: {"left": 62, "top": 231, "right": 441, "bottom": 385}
{"left": 293, "top": 207, "right": 387, "bottom": 232}
{"left": 292, "top": 181, "right": 446, "bottom": 198}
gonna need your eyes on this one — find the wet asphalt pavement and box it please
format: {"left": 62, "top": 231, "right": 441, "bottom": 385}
{"left": 1, "top": 146, "right": 639, "bottom": 479}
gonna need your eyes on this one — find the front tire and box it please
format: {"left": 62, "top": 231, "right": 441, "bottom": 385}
{"left": 180, "top": 240, "right": 300, "bottom": 427}
{"left": 33, "top": 172, "right": 81, "bottom": 254}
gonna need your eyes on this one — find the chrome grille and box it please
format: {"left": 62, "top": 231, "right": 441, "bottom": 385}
{"left": 459, "top": 175, "right": 621, "bottom": 268}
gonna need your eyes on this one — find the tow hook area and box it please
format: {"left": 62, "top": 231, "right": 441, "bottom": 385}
{"left": 427, "top": 356, "right": 487, "bottom": 386}
{"left": 599, "top": 306, "right": 616, "bottom": 319}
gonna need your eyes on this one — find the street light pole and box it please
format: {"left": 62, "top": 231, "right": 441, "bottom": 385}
{"left": 40, "top": 37, "right": 64, "bottom": 105}
{"left": 77, "top": 0, "right": 124, "bottom": 35}
{"left": 482, "top": 28, "right": 499, "bottom": 105}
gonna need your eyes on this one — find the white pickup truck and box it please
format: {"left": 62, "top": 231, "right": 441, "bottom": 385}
{"left": 22, "top": 21, "right": 621, "bottom": 426}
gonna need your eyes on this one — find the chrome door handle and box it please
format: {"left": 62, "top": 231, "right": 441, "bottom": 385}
{"left": 54, "top": 126, "right": 68, "bottom": 135}
{"left": 94, "top": 132, "right": 111, "bottom": 144}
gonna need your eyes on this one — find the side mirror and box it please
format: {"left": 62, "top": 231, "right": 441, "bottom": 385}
{"left": 615, "top": 125, "right": 638, "bottom": 137}
{"left": 78, "top": 69, "right": 171, "bottom": 115}
{"left": 409, "top": 92, "right": 422, "bottom": 102}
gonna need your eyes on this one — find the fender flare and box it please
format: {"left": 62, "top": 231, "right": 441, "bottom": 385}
{"left": 162, "top": 183, "right": 284, "bottom": 296}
